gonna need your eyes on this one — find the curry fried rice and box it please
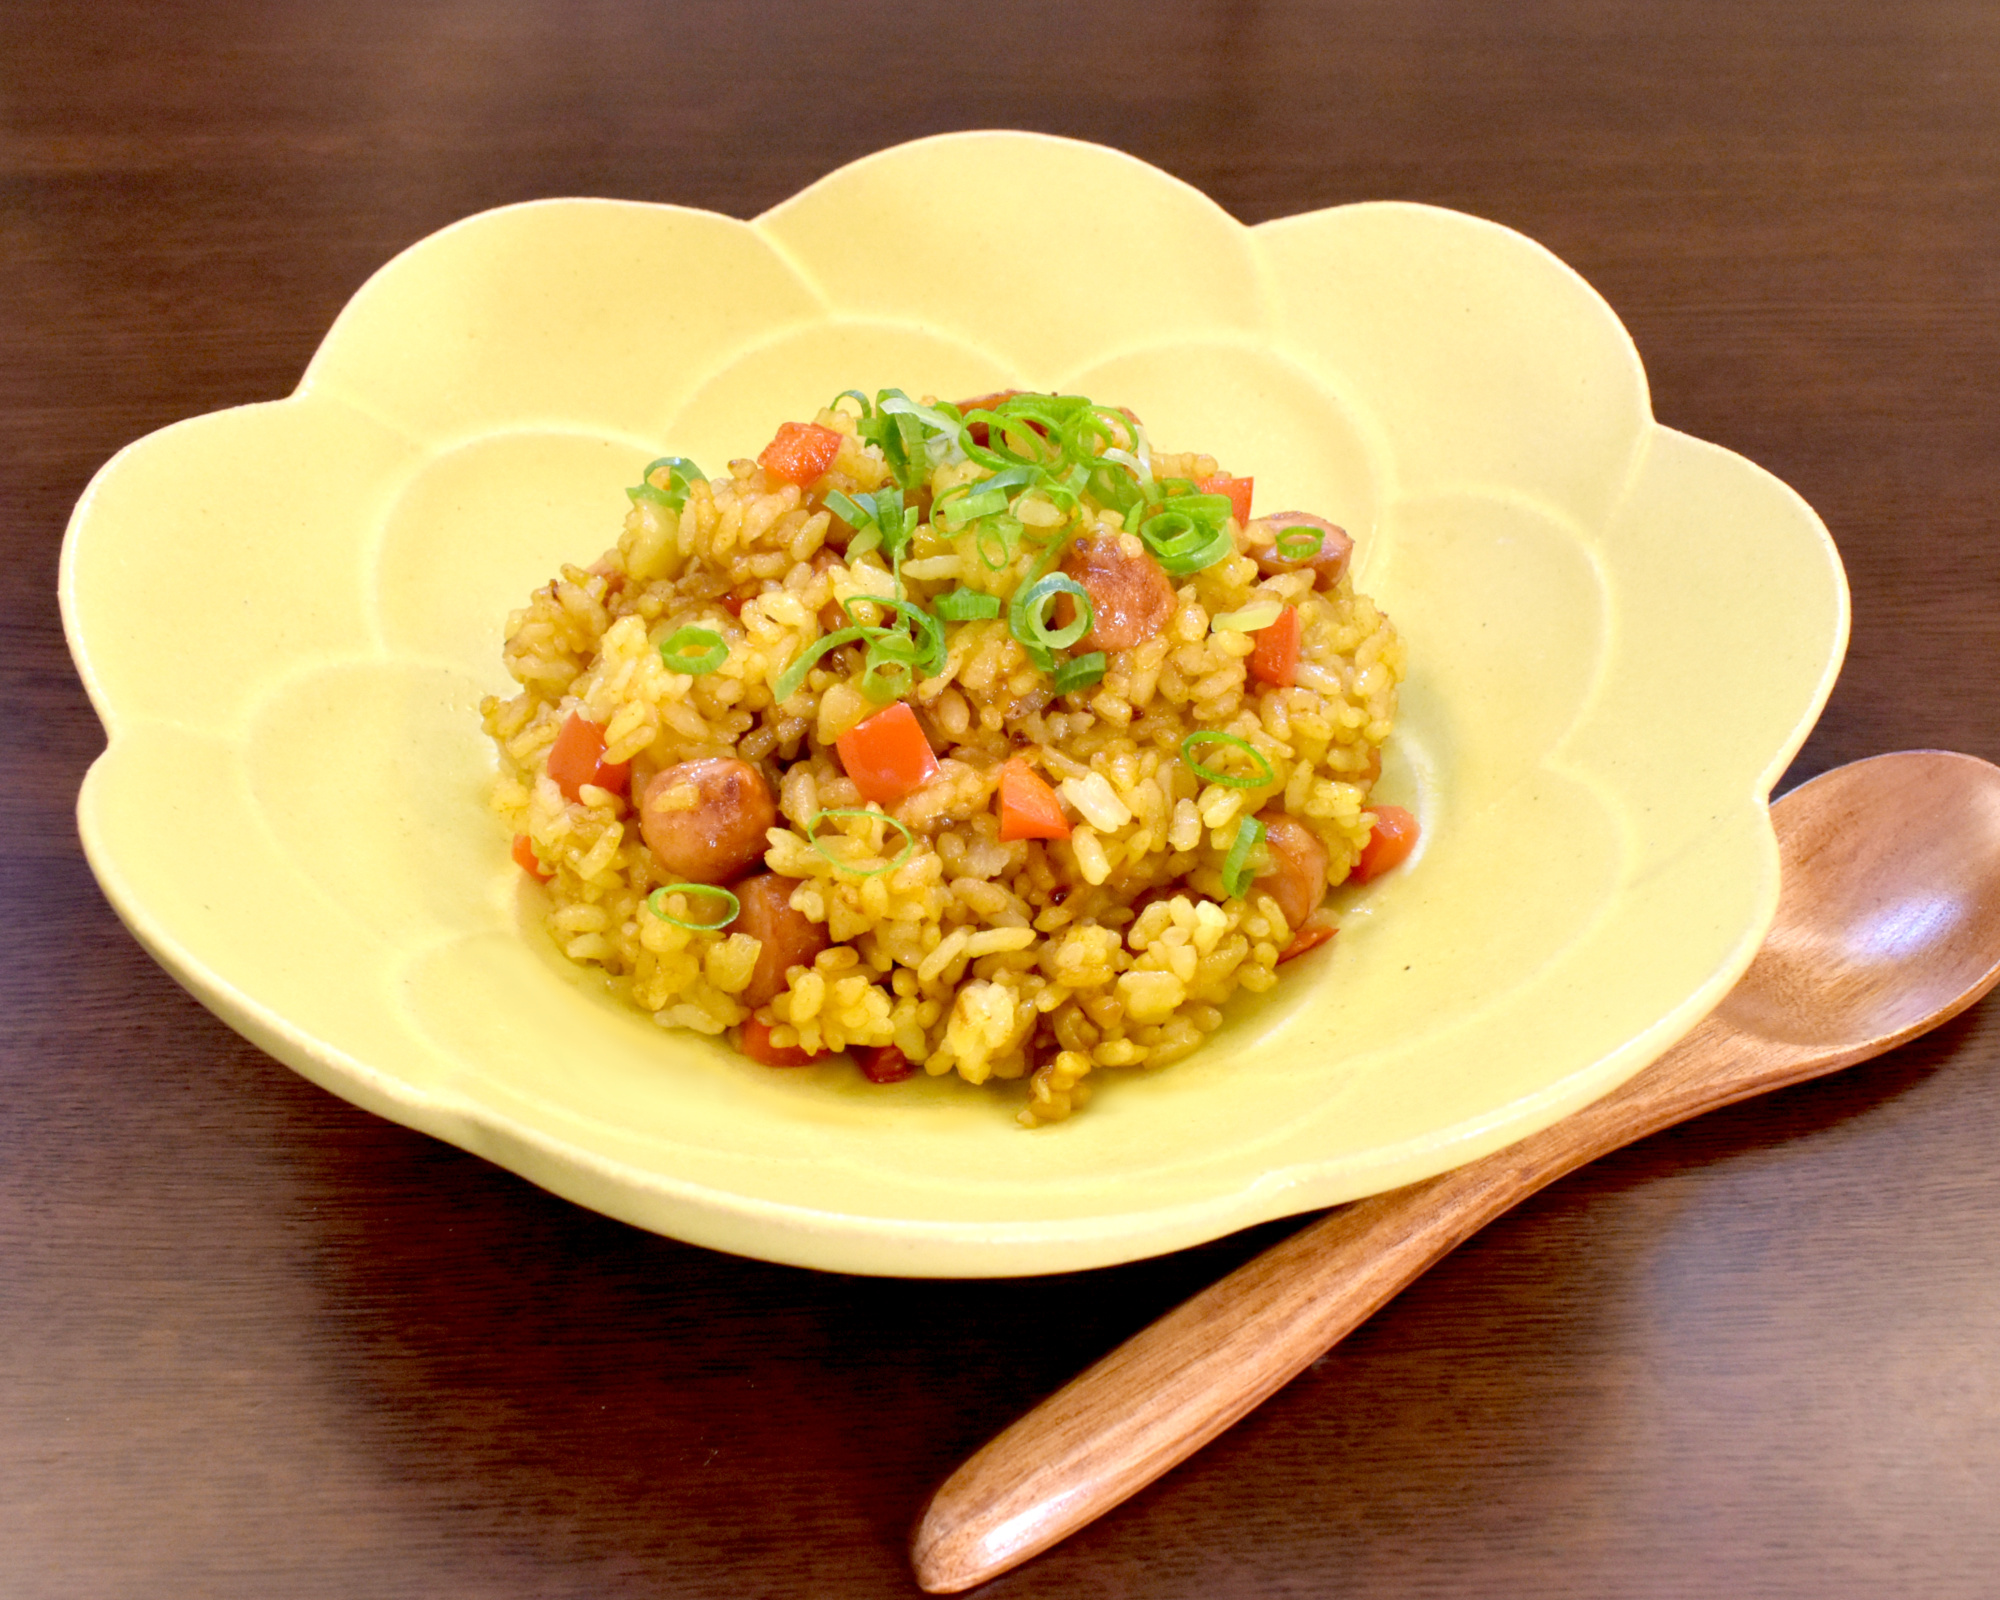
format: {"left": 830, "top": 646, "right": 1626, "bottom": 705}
{"left": 480, "top": 389, "right": 1414, "bottom": 1125}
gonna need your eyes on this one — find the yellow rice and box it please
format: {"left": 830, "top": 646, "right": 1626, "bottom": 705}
{"left": 480, "top": 397, "right": 1404, "bottom": 1125}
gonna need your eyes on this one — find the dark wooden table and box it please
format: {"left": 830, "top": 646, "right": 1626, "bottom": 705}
{"left": 7, "top": 3, "right": 1999, "bottom": 1595}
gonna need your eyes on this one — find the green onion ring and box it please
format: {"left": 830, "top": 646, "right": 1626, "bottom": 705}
{"left": 934, "top": 588, "right": 1002, "bottom": 621}
{"left": 1210, "top": 601, "right": 1283, "bottom": 634}
{"left": 646, "top": 883, "right": 741, "bottom": 931}
{"left": 1180, "top": 730, "right": 1277, "bottom": 790}
{"left": 658, "top": 626, "right": 727, "bottom": 675}
{"left": 1009, "top": 573, "right": 1093, "bottom": 666}
{"left": 805, "top": 808, "right": 918, "bottom": 877}
{"left": 643, "top": 455, "right": 706, "bottom": 484}
{"left": 973, "top": 515, "right": 1021, "bottom": 570}
{"left": 846, "top": 526, "right": 883, "bottom": 561}
{"left": 1220, "top": 816, "right": 1265, "bottom": 900}
{"left": 773, "top": 625, "right": 869, "bottom": 703}
{"left": 843, "top": 595, "right": 945, "bottom": 674}
{"left": 935, "top": 468, "right": 1034, "bottom": 530}
{"left": 626, "top": 455, "right": 706, "bottom": 512}
{"left": 1050, "top": 652, "right": 1107, "bottom": 696}
{"left": 943, "top": 485, "right": 1010, "bottom": 526}
{"left": 1164, "top": 489, "right": 1233, "bottom": 519}
{"left": 1274, "top": 526, "right": 1325, "bottom": 561}
{"left": 776, "top": 596, "right": 946, "bottom": 706}
{"left": 858, "top": 658, "right": 911, "bottom": 703}
{"left": 1138, "top": 504, "right": 1234, "bottom": 576}
{"left": 823, "top": 488, "right": 869, "bottom": 528}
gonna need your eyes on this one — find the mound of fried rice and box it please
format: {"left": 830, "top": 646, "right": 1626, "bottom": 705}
{"left": 481, "top": 392, "right": 1404, "bottom": 1125}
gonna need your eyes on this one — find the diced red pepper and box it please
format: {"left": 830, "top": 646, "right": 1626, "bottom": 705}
{"left": 1197, "top": 472, "right": 1253, "bottom": 527}
{"left": 511, "top": 833, "right": 553, "bottom": 883}
{"left": 758, "top": 421, "right": 843, "bottom": 488}
{"left": 1277, "top": 918, "right": 1337, "bottom": 963}
{"left": 995, "top": 757, "right": 1072, "bottom": 841}
{"left": 860, "top": 1044, "right": 915, "bottom": 1083}
{"left": 738, "top": 1016, "right": 825, "bottom": 1068}
{"left": 546, "top": 712, "right": 631, "bottom": 803}
{"left": 1350, "top": 805, "right": 1420, "bottom": 883}
{"left": 1246, "top": 604, "right": 1301, "bottom": 689}
{"left": 835, "top": 701, "right": 940, "bottom": 805}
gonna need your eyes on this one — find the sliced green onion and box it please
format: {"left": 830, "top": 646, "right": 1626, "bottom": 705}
{"left": 934, "top": 588, "right": 1002, "bottom": 621}
{"left": 934, "top": 465, "right": 1039, "bottom": 530}
{"left": 773, "top": 625, "right": 869, "bottom": 703}
{"left": 775, "top": 594, "right": 947, "bottom": 707}
{"left": 846, "top": 525, "right": 883, "bottom": 561}
{"left": 1180, "top": 730, "right": 1277, "bottom": 790}
{"left": 967, "top": 408, "right": 1059, "bottom": 470}
{"left": 658, "top": 626, "right": 727, "bottom": 675}
{"left": 805, "top": 808, "right": 917, "bottom": 877}
{"left": 878, "top": 392, "right": 967, "bottom": 438}
{"left": 1164, "top": 489, "right": 1233, "bottom": 520}
{"left": 972, "top": 514, "right": 1024, "bottom": 570}
{"left": 827, "top": 487, "right": 919, "bottom": 590}
{"left": 839, "top": 389, "right": 961, "bottom": 491}
{"left": 1137, "top": 502, "right": 1235, "bottom": 576}
{"left": 843, "top": 595, "right": 946, "bottom": 698}
{"left": 1220, "top": 816, "right": 1265, "bottom": 900}
{"left": 646, "top": 883, "right": 741, "bottom": 931}
{"left": 1009, "top": 573, "right": 1093, "bottom": 669}
{"left": 824, "top": 488, "right": 869, "bottom": 527}
{"left": 644, "top": 455, "right": 706, "bottom": 484}
{"left": 1211, "top": 601, "right": 1283, "bottom": 634}
{"left": 936, "top": 483, "right": 1011, "bottom": 527}
{"left": 858, "top": 655, "right": 912, "bottom": 703}
{"left": 875, "top": 392, "right": 970, "bottom": 484}
{"left": 1274, "top": 526, "right": 1325, "bottom": 561}
{"left": 1050, "top": 652, "right": 1107, "bottom": 696}
{"left": 626, "top": 455, "right": 706, "bottom": 512}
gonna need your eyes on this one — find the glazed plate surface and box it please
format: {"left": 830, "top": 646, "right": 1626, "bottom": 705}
{"left": 62, "top": 132, "right": 1848, "bottom": 1276}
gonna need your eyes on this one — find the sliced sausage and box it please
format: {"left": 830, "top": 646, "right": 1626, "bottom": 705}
{"left": 639, "top": 757, "right": 777, "bottom": 885}
{"left": 1252, "top": 512, "right": 1353, "bottom": 590}
{"left": 727, "top": 872, "right": 831, "bottom": 1007}
{"left": 1061, "top": 533, "right": 1176, "bottom": 652}
{"left": 1254, "top": 811, "right": 1331, "bottom": 934}
{"left": 738, "top": 1015, "right": 825, "bottom": 1066}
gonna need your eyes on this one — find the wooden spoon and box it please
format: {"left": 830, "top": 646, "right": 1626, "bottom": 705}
{"left": 912, "top": 749, "right": 2000, "bottom": 1593}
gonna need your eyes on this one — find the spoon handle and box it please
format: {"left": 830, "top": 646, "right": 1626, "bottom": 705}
{"left": 910, "top": 1007, "right": 1792, "bottom": 1594}
{"left": 910, "top": 1164, "right": 1570, "bottom": 1593}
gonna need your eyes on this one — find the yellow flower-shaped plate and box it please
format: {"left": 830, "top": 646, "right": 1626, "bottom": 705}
{"left": 62, "top": 132, "right": 1847, "bottom": 1277}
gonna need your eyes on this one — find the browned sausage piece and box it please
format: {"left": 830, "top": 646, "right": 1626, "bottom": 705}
{"left": 727, "top": 873, "right": 831, "bottom": 1007}
{"left": 1254, "top": 811, "right": 1330, "bottom": 934}
{"left": 1253, "top": 512, "right": 1353, "bottom": 590}
{"left": 1061, "top": 533, "right": 1176, "bottom": 652}
{"left": 639, "top": 757, "right": 777, "bottom": 885}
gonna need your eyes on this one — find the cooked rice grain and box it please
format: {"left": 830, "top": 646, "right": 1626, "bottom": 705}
{"left": 481, "top": 398, "right": 1404, "bottom": 1125}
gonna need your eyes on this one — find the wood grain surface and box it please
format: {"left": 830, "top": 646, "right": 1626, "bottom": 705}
{"left": 6, "top": 3, "right": 1999, "bottom": 1597}
{"left": 910, "top": 750, "right": 2000, "bottom": 1591}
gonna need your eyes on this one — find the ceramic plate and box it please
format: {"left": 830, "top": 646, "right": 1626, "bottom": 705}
{"left": 62, "top": 131, "right": 1847, "bottom": 1276}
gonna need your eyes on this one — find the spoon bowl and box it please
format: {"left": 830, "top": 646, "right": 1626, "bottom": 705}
{"left": 1716, "top": 750, "right": 2000, "bottom": 1055}
{"left": 912, "top": 749, "right": 2000, "bottom": 1593}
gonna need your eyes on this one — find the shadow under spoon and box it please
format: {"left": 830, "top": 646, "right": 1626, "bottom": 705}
{"left": 911, "top": 749, "right": 2000, "bottom": 1593}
